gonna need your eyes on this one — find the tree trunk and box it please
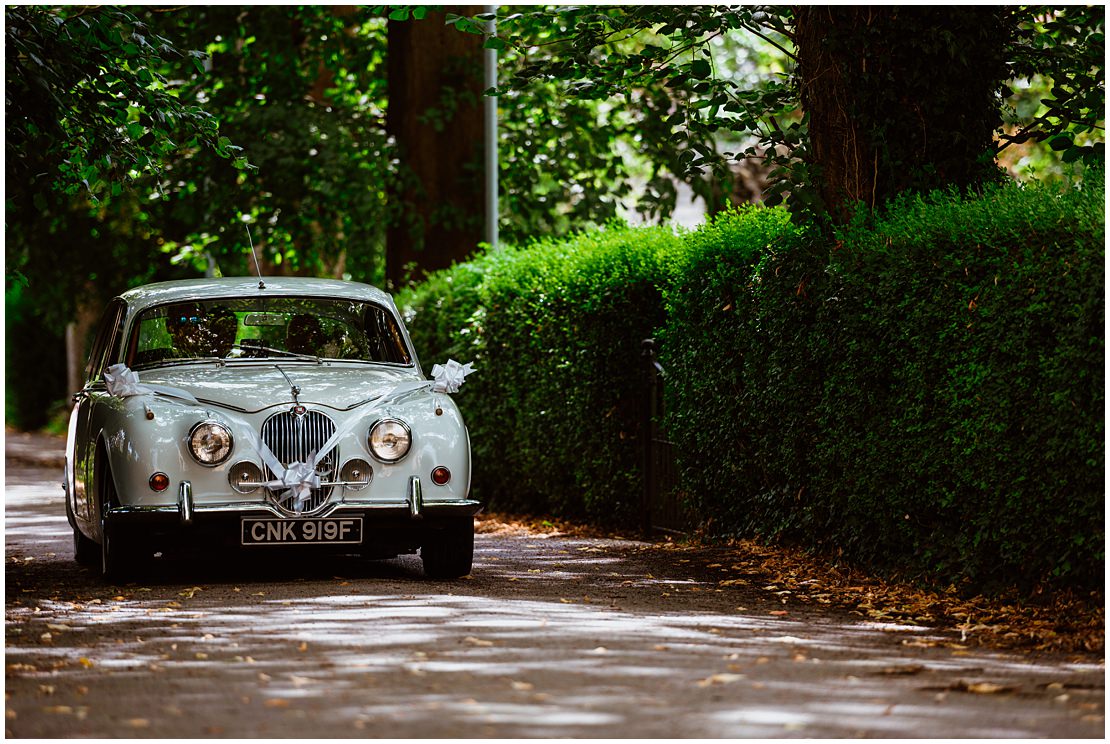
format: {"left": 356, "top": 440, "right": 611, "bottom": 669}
{"left": 386, "top": 9, "right": 485, "bottom": 288}
{"left": 66, "top": 296, "right": 100, "bottom": 394}
{"left": 793, "top": 7, "right": 1013, "bottom": 221}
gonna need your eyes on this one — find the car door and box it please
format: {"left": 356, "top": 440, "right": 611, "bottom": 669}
{"left": 69, "top": 300, "right": 126, "bottom": 524}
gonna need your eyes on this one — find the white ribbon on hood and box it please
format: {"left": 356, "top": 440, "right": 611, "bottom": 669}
{"left": 140, "top": 361, "right": 477, "bottom": 514}
{"left": 103, "top": 363, "right": 200, "bottom": 404}
{"left": 430, "top": 359, "right": 475, "bottom": 394}
{"left": 241, "top": 371, "right": 472, "bottom": 513}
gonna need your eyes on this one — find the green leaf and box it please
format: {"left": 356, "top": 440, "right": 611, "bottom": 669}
{"left": 1049, "top": 135, "right": 1073, "bottom": 151}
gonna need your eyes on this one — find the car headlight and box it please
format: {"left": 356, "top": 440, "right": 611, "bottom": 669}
{"left": 189, "top": 421, "right": 233, "bottom": 466}
{"left": 368, "top": 418, "right": 411, "bottom": 462}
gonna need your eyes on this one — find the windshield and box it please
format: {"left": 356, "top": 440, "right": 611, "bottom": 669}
{"left": 127, "top": 297, "right": 412, "bottom": 367}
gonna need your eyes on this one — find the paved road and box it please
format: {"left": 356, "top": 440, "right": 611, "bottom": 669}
{"left": 4, "top": 459, "right": 1104, "bottom": 738}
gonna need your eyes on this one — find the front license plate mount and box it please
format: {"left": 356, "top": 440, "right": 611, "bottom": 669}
{"left": 241, "top": 517, "right": 363, "bottom": 546}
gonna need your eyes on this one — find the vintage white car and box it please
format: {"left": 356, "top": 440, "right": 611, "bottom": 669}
{"left": 64, "top": 277, "right": 478, "bottom": 580}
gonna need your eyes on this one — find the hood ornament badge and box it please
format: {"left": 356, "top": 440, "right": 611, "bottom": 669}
{"left": 275, "top": 365, "right": 301, "bottom": 405}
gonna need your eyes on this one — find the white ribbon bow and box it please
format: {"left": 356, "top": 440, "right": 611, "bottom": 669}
{"left": 240, "top": 415, "right": 364, "bottom": 515}
{"left": 104, "top": 364, "right": 147, "bottom": 397}
{"left": 264, "top": 458, "right": 322, "bottom": 511}
{"left": 430, "top": 359, "right": 475, "bottom": 394}
{"left": 103, "top": 363, "right": 200, "bottom": 404}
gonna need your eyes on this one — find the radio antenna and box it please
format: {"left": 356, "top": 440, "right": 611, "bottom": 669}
{"left": 245, "top": 222, "right": 265, "bottom": 290}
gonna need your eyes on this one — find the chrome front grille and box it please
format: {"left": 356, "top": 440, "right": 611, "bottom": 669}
{"left": 260, "top": 410, "right": 337, "bottom": 515}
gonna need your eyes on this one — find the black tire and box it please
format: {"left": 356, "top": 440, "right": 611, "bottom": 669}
{"left": 66, "top": 489, "right": 98, "bottom": 566}
{"left": 73, "top": 524, "right": 98, "bottom": 566}
{"left": 100, "top": 515, "right": 132, "bottom": 581}
{"left": 96, "top": 450, "right": 136, "bottom": 581}
{"left": 420, "top": 519, "right": 474, "bottom": 579}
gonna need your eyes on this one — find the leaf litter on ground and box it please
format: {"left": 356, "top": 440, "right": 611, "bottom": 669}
{"left": 478, "top": 512, "right": 1103, "bottom": 656}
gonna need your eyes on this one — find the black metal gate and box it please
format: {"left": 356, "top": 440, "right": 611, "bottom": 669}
{"left": 641, "top": 338, "right": 689, "bottom": 535}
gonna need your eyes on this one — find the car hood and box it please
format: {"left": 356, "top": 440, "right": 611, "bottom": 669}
{"left": 136, "top": 363, "right": 423, "bottom": 413}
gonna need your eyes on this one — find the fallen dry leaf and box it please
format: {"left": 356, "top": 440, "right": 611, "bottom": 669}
{"left": 126, "top": 719, "right": 150, "bottom": 728}
{"left": 877, "top": 664, "right": 926, "bottom": 676}
{"left": 964, "top": 681, "right": 1014, "bottom": 694}
{"left": 264, "top": 699, "right": 290, "bottom": 708}
{"left": 77, "top": 658, "right": 94, "bottom": 669}
{"left": 463, "top": 636, "right": 494, "bottom": 647}
{"left": 697, "top": 673, "right": 744, "bottom": 687}
{"left": 511, "top": 681, "right": 534, "bottom": 691}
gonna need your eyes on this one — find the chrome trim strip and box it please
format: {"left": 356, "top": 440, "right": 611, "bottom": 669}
{"left": 408, "top": 476, "right": 423, "bottom": 520}
{"left": 179, "top": 481, "right": 194, "bottom": 525}
{"left": 234, "top": 480, "right": 368, "bottom": 489}
{"left": 109, "top": 499, "right": 481, "bottom": 519}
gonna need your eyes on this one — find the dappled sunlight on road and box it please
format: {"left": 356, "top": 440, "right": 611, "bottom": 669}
{"left": 8, "top": 579, "right": 1103, "bottom": 737}
{"left": 6, "top": 480, "right": 1104, "bottom": 737}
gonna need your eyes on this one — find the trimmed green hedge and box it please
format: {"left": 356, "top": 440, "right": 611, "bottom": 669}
{"left": 663, "top": 175, "right": 1104, "bottom": 591}
{"left": 399, "top": 224, "right": 691, "bottom": 525}
{"left": 400, "top": 175, "right": 1103, "bottom": 591}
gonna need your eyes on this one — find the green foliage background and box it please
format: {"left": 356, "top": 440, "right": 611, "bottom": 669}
{"left": 403, "top": 176, "right": 1104, "bottom": 592}
{"left": 400, "top": 224, "right": 687, "bottom": 524}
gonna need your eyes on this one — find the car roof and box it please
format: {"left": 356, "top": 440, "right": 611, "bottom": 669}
{"left": 116, "top": 277, "right": 395, "bottom": 313}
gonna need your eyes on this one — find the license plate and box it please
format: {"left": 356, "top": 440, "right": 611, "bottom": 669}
{"left": 241, "top": 517, "right": 363, "bottom": 546}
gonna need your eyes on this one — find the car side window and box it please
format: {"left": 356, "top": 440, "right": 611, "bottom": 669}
{"left": 83, "top": 300, "right": 125, "bottom": 386}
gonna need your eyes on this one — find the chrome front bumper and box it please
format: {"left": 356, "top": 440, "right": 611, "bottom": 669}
{"left": 109, "top": 477, "right": 481, "bottom": 523}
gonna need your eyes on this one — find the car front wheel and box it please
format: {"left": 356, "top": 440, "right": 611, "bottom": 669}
{"left": 420, "top": 519, "right": 474, "bottom": 579}
{"left": 97, "top": 461, "right": 137, "bottom": 581}
{"left": 73, "top": 524, "right": 98, "bottom": 566}
{"left": 99, "top": 515, "right": 133, "bottom": 581}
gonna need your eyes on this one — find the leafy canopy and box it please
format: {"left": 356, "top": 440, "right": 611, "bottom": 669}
{"left": 452, "top": 4, "right": 1103, "bottom": 217}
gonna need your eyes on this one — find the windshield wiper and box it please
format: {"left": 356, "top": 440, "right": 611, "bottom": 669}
{"left": 133, "top": 356, "right": 225, "bottom": 370}
{"left": 228, "top": 343, "right": 321, "bottom": 364}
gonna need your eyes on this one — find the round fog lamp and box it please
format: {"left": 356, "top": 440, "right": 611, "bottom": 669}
{"left": 149, "top": 472, "right": 170, "bottom": 492}
{"left": 340, "top": 458, "right": 373, "bottom": 490}
{"left": 228, "top": 461, "right": 263, "bottom": 494}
